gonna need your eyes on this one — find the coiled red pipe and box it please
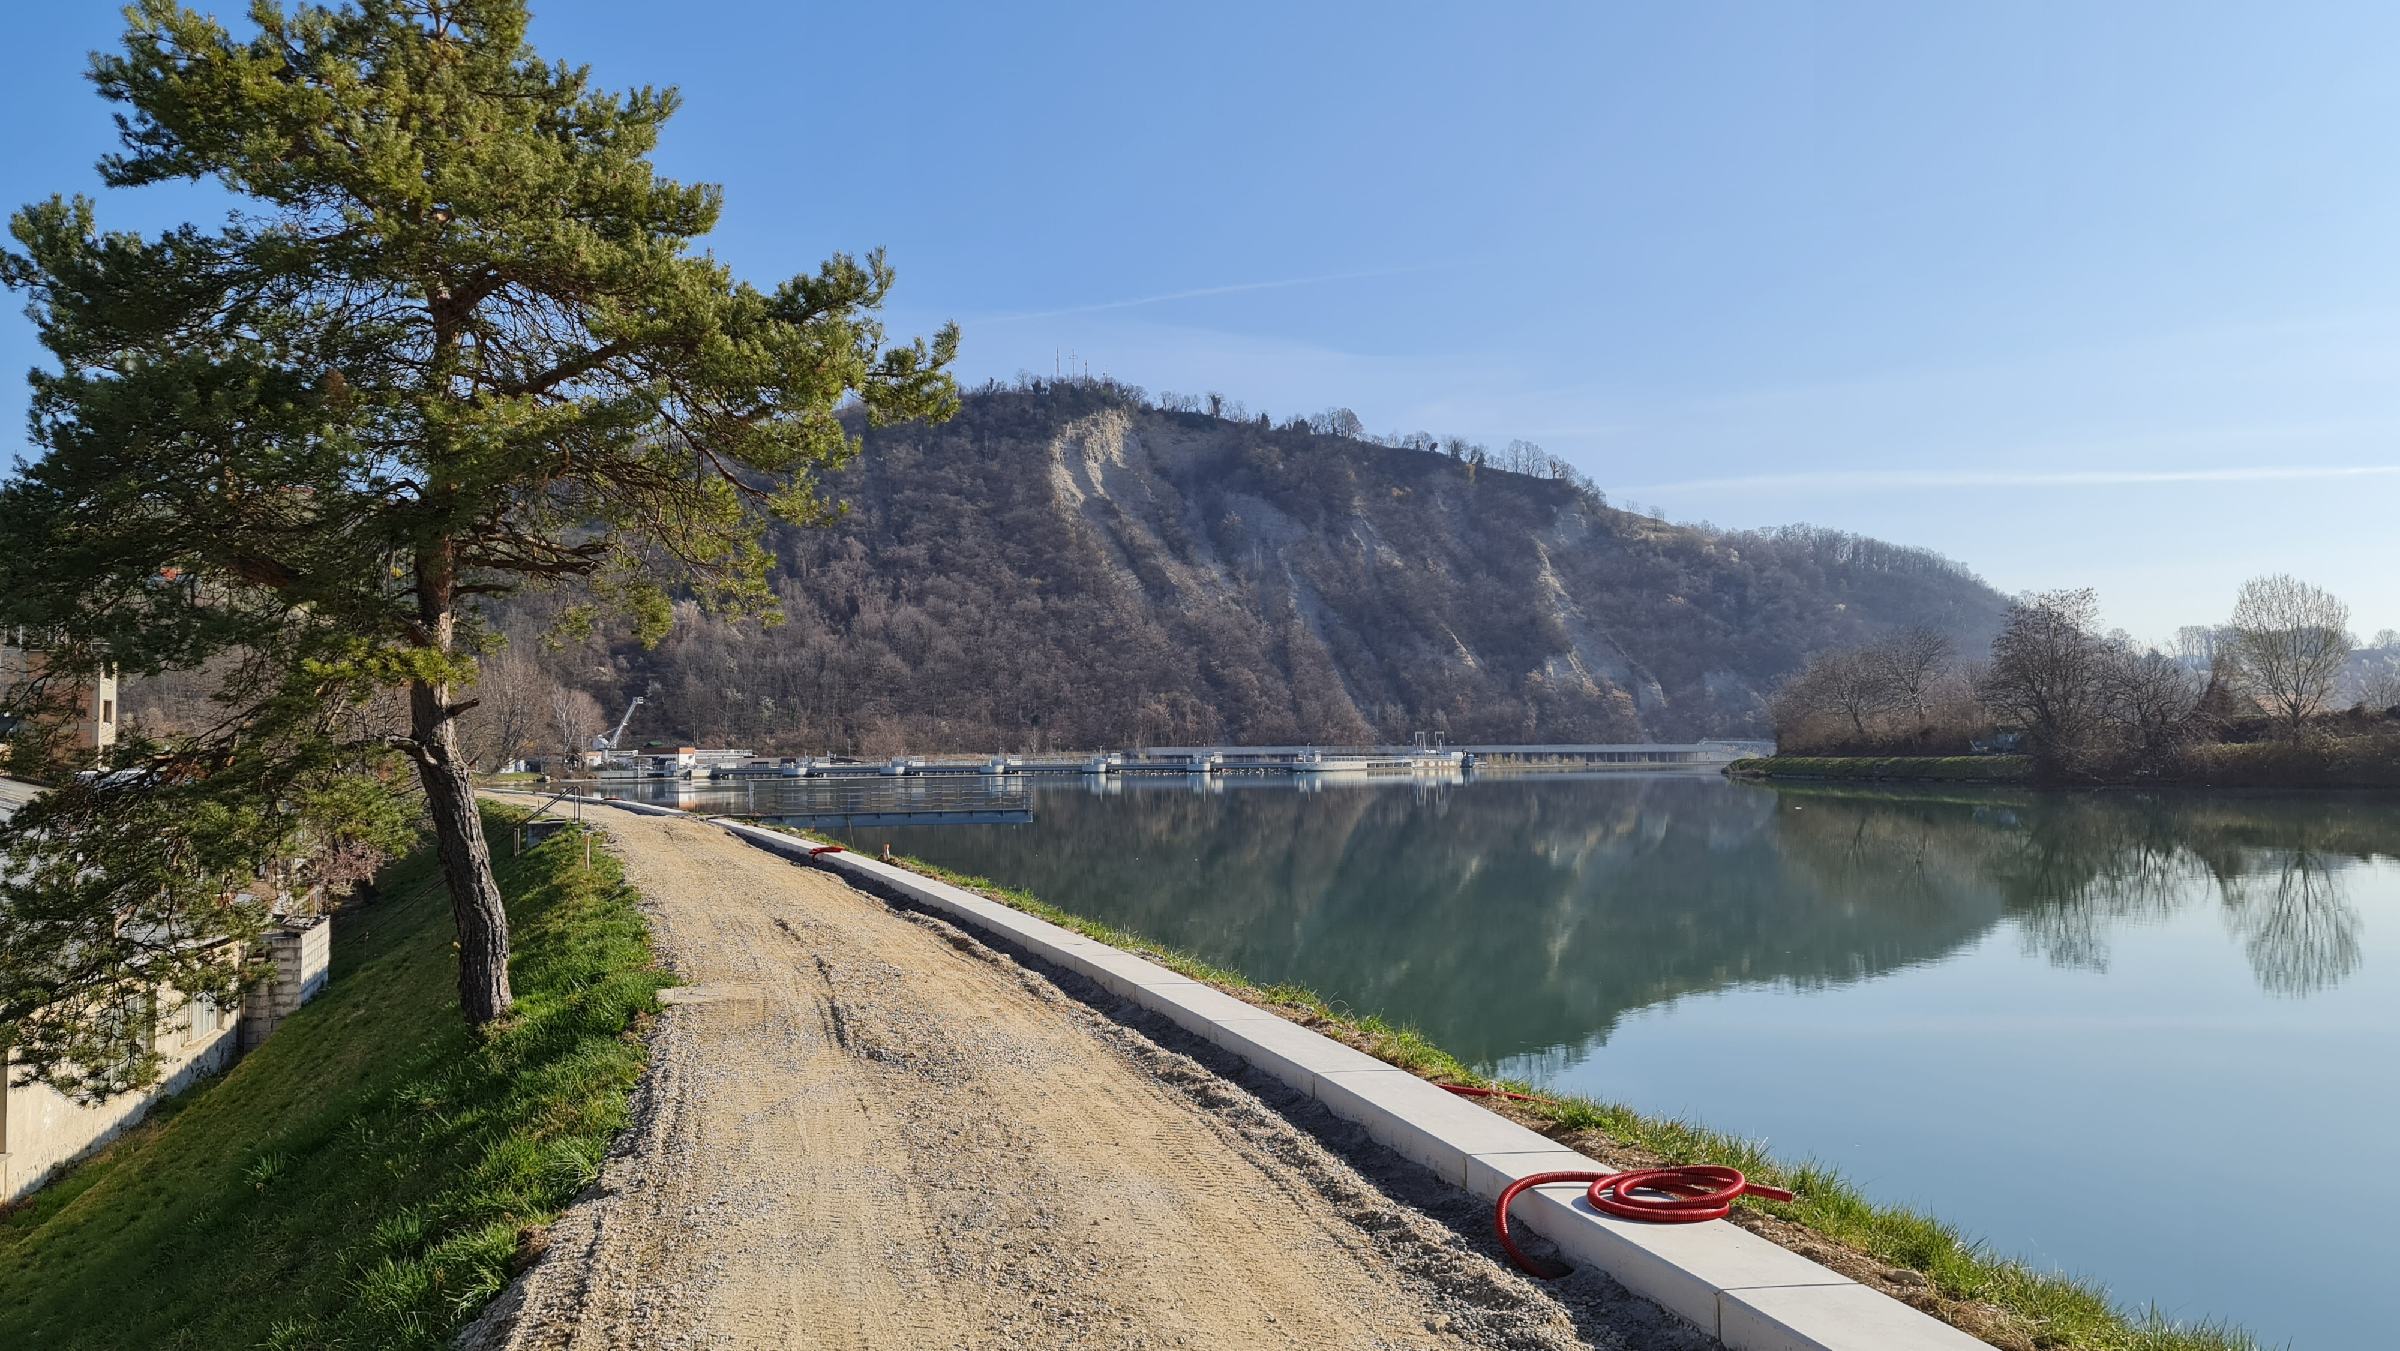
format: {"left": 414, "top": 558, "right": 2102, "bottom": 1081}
{"left": 1490, "top": 1167, "right": 1795, "bottom": 1278}
{"left": 1438, "top": 1084, "right": 1794, "bottom": 1279}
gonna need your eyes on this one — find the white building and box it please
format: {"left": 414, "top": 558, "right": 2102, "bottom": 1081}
{"left": 0, "top": 979, "right": 244, "bottom": 1202}
{"left": 0, "top": 778, "right": 330, "bottom": 1202}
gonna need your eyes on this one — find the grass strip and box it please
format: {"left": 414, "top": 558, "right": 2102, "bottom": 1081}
{"left": 0, "top": 806, "right": 670, "bottom": 1351}
{"left": 875, "top": 850, "right": 2256, "bottom": 1351}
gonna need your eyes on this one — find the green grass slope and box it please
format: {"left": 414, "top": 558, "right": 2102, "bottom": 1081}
{"left": 0, "top": 810, "right": 668, "bottom": 1350}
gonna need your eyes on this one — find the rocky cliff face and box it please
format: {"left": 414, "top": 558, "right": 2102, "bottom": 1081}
{"left": 635, "top": 385, "right": 2004, "bottom": 751}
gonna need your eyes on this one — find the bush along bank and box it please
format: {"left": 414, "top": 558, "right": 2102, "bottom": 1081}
{"left": 1726, "top": 755, "right": 2033, "bottom": 783}
{"left": 0, "top": 807, "right": 671, "bottom": 1351}
{"left": 1732, "top": 730, "right": 2400, "bottom": 789}
{"left": 869, "top": 850, "right": 2255, "bottom": 1351}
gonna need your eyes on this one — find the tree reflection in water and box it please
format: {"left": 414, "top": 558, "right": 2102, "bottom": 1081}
{"left": 840, "top": 777, "right": 2396, "bottom": 1065}
{"left": 1778, "top": 786, "right": 2378, "bottom": 998}
{"left": 2221, "top": 846, "right": 2362, "bottom": 996}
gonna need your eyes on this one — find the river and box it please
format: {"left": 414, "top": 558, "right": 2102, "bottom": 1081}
{"left": 626, "top": 769, "right": 2399, "bottom": 1348}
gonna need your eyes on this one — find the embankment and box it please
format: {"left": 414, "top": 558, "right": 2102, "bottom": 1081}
{"left": 0, "top": 809, "right": 667, "bottom": 1351}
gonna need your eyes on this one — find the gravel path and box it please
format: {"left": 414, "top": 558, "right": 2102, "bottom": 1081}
{"left": 462, "top": 810, "right": 1709, "bottom": 1350}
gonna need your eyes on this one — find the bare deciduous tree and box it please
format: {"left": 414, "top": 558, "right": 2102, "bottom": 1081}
{"left": 2347, "top": 629, "right": 2400, "bottom": 713}
{"left": 2354, "top": 656, "right": 2400, "bottom": 713}
{"left": 1307, "top": 407, "right": 1365, "bottom": 438}
{"left": 1976, "top": 589, "right": 2112, "bottom": 765}
{"left": 2228, "top": 574, "right": 2351, "bottom": 735}
{"left": 548, "top": 686, "right": 606, "bottom": 764}
{"left": 1872, "top": 624, "right": 1955, "bottom": 723}
{"left": 2172, "top": 624, "right": 2232, "bottom": 671}
{"left": 456, "top": 645, "right": 548, "bottom": 771}
{"left": 1770, "top": 648, "right": 1896, "bottom": 744}
{"left": 2103, "top": 645, "right": 2201, "bottom": 757}
{"left": 1819, "top": 652, "right": 1894, "bottom": 738}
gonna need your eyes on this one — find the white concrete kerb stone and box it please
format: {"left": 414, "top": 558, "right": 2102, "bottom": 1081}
{"left": 498, "top": 791, "right": 1988, "bottom": 1350}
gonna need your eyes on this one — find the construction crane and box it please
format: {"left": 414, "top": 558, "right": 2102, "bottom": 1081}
{"left": 593, "top": 696, "right": 645, "bottom": 759}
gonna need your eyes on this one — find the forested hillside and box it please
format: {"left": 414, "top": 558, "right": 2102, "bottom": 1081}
{"left": 597, "top": 383, "right": 2004, "bottom": 752}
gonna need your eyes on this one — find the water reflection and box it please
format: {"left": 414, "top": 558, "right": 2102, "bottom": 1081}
{"left": 1919, "top": 789, "right": 2381, "bottom": 997}
{"left": 796, "top": 777, "right": 2397, "bottom": 1066}
{"left": 649, "top": 772, "right": 2399, "bottom": 1349}
{"left": 2221, "top": 847, "right": 2362, "bottom": 996}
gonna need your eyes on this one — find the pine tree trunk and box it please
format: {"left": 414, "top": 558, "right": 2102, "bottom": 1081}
{"left": 413, "top": 679, "right": 514, "bottom": 1024}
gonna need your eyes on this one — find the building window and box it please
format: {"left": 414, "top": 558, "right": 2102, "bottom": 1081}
{"left": 101, "top": 699, "right": 114, "bottom": 725}
{"left": 189, "top": 996, "right": 220, "bottom": 1041}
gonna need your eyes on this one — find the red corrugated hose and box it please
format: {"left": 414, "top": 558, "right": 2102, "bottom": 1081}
{"left": 1439, "top": 1083, "right": 1796, "bottom": 1279}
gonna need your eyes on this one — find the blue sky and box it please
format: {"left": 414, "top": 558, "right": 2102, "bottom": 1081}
{"left": 4, "top": 2, "right": 2396, "bottom": 642}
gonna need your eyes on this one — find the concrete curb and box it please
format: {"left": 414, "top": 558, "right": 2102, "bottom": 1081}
{"left": 503, "top": 791, "right": 1986, "bottom": 1350}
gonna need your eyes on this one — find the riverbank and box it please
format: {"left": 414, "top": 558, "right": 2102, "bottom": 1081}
{"left": 1725, "top": 755, "right": 2031, "bottom": 783}
{"left": 0, "top": 807, "right": 668, "bottom": 1350}
{"left": 1731, "top": 732, "right": 2400, "bottom": 788}
{"left": 874, "top": 849, "right": 2256, "bottom": 1351}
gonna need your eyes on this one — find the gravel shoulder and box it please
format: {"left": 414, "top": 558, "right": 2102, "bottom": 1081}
{"left": 463, "top": 809, "right": 1708, "bottom": 1350}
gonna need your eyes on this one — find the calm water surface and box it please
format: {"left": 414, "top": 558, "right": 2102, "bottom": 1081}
{"left": 637, "top": 770, "right": 2400, "bottom": 1348}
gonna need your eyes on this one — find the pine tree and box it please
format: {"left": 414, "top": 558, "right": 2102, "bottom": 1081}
{"left": 0, "top": 0, "right": 956, "bottom": 1049}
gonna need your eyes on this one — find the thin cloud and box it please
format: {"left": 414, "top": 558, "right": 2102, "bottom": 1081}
{"left": 1629, "top": 464, "right": 2400, "bottom": 496}
{"left": 980, "top": 263, "right": 1453, "bottom": 323}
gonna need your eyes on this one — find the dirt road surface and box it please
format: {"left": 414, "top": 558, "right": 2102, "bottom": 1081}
{"left": 464, "top": 810, "right": 1708, "bottom": 1351}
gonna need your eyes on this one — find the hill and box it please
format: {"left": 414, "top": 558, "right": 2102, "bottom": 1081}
{"left": 614, "top": 383, "right": 2004, "bottom": 752}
